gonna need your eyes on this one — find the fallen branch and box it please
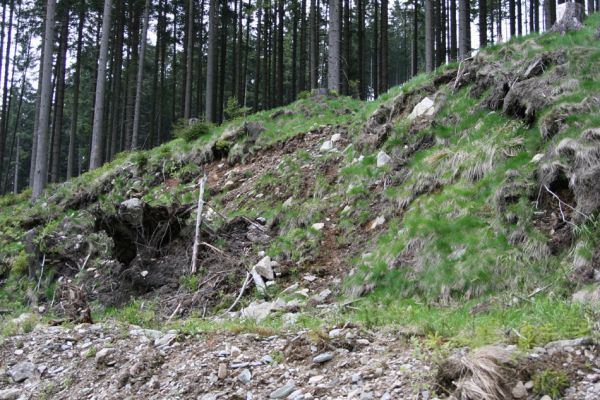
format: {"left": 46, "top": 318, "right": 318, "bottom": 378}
{"left": 225, "top": 272, "right": 251, "bottom": 313}
{"left": 191, "top": 175, "right": 208, "bottom": 274}
{"left": 35, "top": 254, "right": 46, "bottom": 292}
{"left": 543, "top": 184, "right": 589, "bottom": 224}
{"left": 167, "top": 302, "right": 181, "bottom": 321}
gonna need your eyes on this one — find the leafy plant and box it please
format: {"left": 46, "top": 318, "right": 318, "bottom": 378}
{"left": 533, "top": 369, "right": 570, "bottom": 398}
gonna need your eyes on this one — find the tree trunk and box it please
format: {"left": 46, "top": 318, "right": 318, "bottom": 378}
{"left": 277, "top": 0, "right": 284, "bottom": 105}
{"left": 254, "top": 0, "right": 263, "bottom": 110}
{"left": 184, "top": 0, "right": 194, "bottom": 119}
{"left": 50, "top": 7, "right": 69, "bottom": 183}
{"left": 412, "top": 0, "right": 418, "bottom": 76}
{"left": 206, "top": 0, "right": 218, "bottom": 122}
{"left": 479, "top": 0, "right": 487, "bottom": 47}
{"left": 509, "top": 0, "right": 516, "bottom": 37}
{"left": 299, "top": 0, "right": 307, "bottom": 93}
{"left": 32, "top": 0, "right": 57, "bottom": 198}
{"left": 328, "top": 0, "right": 341, "bottom": 92}
{"left": 342, "top": 0, "right": 350, "bottom": 95}
{"left": 89, "top": 0, "right": 112, "bottom": 171}
{"left": 425, "top": 0, "right": 434, "bottom": 71}
{"left": 358, "top": 0, "right": 366, "bottom": 98}
{"left": 380, "top": 0, "right": 388, "bottom": 94}
{"left": 132, "top": 0, "right": 151, "bottom": 149}
{"left": 459, "top": 0, "right": 471, "bottom": 59}
{"left": 68, "top": 1, "right": 85, "bottom": 179}
{"left": 309, "top": 0, "right": 319, "bottom": 89}
{"left": 0, "top": 0, "right": 14, "bottom": 184}
{"left": 517, "top": 0, "right": 522, "bottom": 35}
{"left": 450, "top": 0, "right": 458, "bottom": 60}
{"left": 217, "top": 1, "right": 228, "bottom": 123}
{"left": 373, "top": 0, "right": 379, "bottom": 97}
{"left": 292, "top": 0, "right": 299, "bottom": 100}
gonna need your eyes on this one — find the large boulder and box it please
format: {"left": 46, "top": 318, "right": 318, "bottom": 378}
{"left": 551, "top": 2, "right": 585, "bottom": 34}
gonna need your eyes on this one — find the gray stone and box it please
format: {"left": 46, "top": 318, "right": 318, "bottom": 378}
{"left": 119, "top": 198, "right": 143, "bottom": 226}
{"left": 287, "top": 389, "right": 305, "bottom": 400}
{"left": 241, "top": 301, "right": 273, "bottom": 321}
{"left": 218, "top": 363, "right": 228, "bottom": 380}
{"left": 408, "top": 97, "right": 435, "bottom": 120}
{"left": 254, "top": 256, "right": 274, "bottom": 280}
{"left": 311, "top": 222, "right": 325, "bottom": 231}
{"left": 237, "top": 369, "right": 252, "bottom": 385}
{"left": 95, "top": 348, "right": 115, "bottom": 366}
{"left": 154, "top": 333, "right": 177, "bottom": 348}
{"left": 313, "top": 352, "right": 334, "bottom": 363}
{"left": 270, "top": 381, "right": 296, "bottom": 399}
{"left": 0, "top": 389, "right": 21, "bottom": 400}
{"left": 9, "top": 361, "right": 37, "bottom": 383}
{"left": 512, "top": 381, "right": 527, "bottom": 399}
{"left": 311, "top": 289, "right": 332, "bottom": 304}
{"left": 376, "top": 151, "right": 391, "bottom": 167}
{"left": 320, "top": 141, "right": 334, "bottom": 152}
{"left": 250, "top": 269, "right": 267, "bottom": 294}
{"left": 545, "top": 337, "right": 594, "bottom": 350}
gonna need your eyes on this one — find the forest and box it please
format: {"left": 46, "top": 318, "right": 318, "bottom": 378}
{"left": 0, "top": 0, "right": 596, "bottom": 199}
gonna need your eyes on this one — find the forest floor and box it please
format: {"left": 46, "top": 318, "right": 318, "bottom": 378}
{"left": 2, "top": 13, "right": 600, "bottom": 400}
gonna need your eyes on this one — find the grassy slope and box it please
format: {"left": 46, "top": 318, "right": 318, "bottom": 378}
{"left": 2, "top": 15, "right": 600, "bottom": 349}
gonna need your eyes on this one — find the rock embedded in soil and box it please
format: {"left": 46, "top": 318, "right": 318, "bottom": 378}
{"left": 254, "top": 256, "right": 274, "bottom": 280}
{"left": 512, "top": 381, "right": 527, "bottom": 398}
{"left": 313, "top": 352, "right": 334, "bottom": 364}
{"left": 8, "top": 361, "right": 37, "bottom": 383}
{"left": 269, "top": 380, "right": 296, "bottom": 399}
{"left": 0, "top": 389, "right": 21, "bottom": 400}
{"left": 218, "top": 363, "right": 228, "bottom": 380}
{"left": 237, "top": 368, "right": 252, "bottom": 384}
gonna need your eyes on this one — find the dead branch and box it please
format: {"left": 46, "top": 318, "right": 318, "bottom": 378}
{"left": 543, "top": 184, "right": 589, "bottom": 224}
{"left": 225, "top": 272, "right": 251, "bottom": 313}
{"left": 191, "top": 175, "right": 208, "bottom": 274}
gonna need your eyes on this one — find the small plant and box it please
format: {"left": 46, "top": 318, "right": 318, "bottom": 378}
{"left": 11, "top": 250, "right": 29, "bottom": 276}
{"left": 533, "top": 369, "right": 570, "bottom": 398}
{"left": 271, "top": 350, "right": 285, "bottom": 364}
{"left": 173, "top": 120, "right": 211, "bottom": 143}
{"left": 132, "top": 151, "right": 149, "bottom": 169}
{"left": 179, "top": 274, "right": 200, "bottom": 291}
{"left": 84, "top": 345, "right": 97, "bottom": 359}
{"left": 298, "top": 90, "right": 312, "bottom": 100}
{"left": 224, "top": 97, "right": 251, "bottom": 120}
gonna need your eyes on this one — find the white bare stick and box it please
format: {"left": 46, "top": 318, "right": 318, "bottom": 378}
{"left": 167, "top": 302, "right": 182, "bottom": 321}
{"left": 36, "top": 254, "right": 46, "bottom": 292}
{"left": 543, "top": 184, "right": 590, "bottom": 222}
{"left": 225, "top": 272, "right": 251, "bottom": 313}
{"left": 191, "top": 175, "right": 208, "bottom": 274}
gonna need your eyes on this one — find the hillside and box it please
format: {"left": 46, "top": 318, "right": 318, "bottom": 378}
{"left": 1, "top": 14, "right": 600, "bottom": 399}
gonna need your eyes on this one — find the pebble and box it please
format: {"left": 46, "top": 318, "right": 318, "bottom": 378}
{"left": 237, "top": 369, "right": 252, "bottom": 385}
{"left": 270, "top": 380, "right": 296, "bottom": 399}
{"left": 313, "top": 352, "right": 333, "bottom": 364}
{"left": 218, "top": 363, "right": 228, "bottom": 380}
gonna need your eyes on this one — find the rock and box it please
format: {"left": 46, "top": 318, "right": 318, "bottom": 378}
{"left": 572, "top": 286, "right": 600, "bottom": 306}
{"left": 241, "top": 301, "right": 273, "bottom": 321}
{"left": 154, "top": 333, "right": 177, "bottom": 348}
{"left": 331, "top": 133, "right": 342, "bottom": 143}
{"left": 270, "top": 380, "right": 296, "bottom": 399}
{"left": 311, "top": 289, "right": 332, "bottom": 304}
{"left": 303, "top": 274, "right": 317, "bottom": 282}
{"left": 368, "top": 216, "right": 386, "bottom": 230}
{"left": 283, "top": 197, "right": 294, "bottom": 208}
{"left": 524, "top": 381, "right": 534, "bottom": 390}
{"left": 313, "top": 352, "right": 334, "bottom": 363}
{"left": 320, "top": 140, "right": 334, "bottom": 152}
{"left": 237, "top": 369, "right": 252, "bottom": 385}
{"left": 119, "top": 198, "right": 143, "bottom": 226}
{"left": 531, "top": 153, "right": 544, "bottom": 163}
{"left": 552, "top": 2, "right": 584, "bottom": 33}
{"left": 250, "top": 269, "right": 267, "bottom": 294}
{"left": 311, "top": 222, "right": 325, "bottom": 231}
{"left": 309, "top": 375, "right": 325, "bottom": 384}
{"left": 218, "top": 363, "right": 228, "bottom": 380}
{"left": 376, "top": 151, "right": 391, "bottom": 167}
{"left": 254, "top": 256, "right": 274, "bottom": 280}
{"left": 408, "top": 97, "right": 435, "bottom": 120}
{"left": 512, "top": 381, "right": 527, "bottom": 399}
{"left": 287, "top": 389, "right": 305, "bottom": 400}
{"left": 9, "top": 361, "right": 37, "bottom": 383}
{"left": 545, "top": 337, "right": 594, "bottom": 350}
{"left": 95, "top": 348, "right": 115, "bottom": 366}
{"left": 0, "top": 389, "right": 20, "bottom": 400}
{"left": 261, "top": 355, "right": 273, "bottom": 364}
{"left": 540, "top": 396, "right": 552, "bottom": 400}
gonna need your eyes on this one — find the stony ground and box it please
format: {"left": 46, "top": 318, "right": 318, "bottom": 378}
{"left": 2, "top": 316, "right": 600, "bottom": 400}
{"left": 0, "top": 319, "right": 435, "bottom": 400}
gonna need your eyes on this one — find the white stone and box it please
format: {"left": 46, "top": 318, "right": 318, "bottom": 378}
{"left": 331, "top": 133, "right": 342, "bottom": 143}
{"left": 240, "top": 301, "right": 273, "bottom": 321}
{"left": 376, "top": 151, "right": 391, "bottom": 167}
{"left": 408, "top": 97, "right": 435, "bottom": 120}
{"left": 311, "top": 223, "right": 325, "bottom": 231}
{"left": 368, "top": 216, "right": 386, "bottom": 231}
{"left": 531, "top": 153, "right": 544, "bottom": 163}
{"left": 319, "top": 140, "right": 334, "bottom": 152}
{"left": 254, "top": 256, "right": 274, "bottom": 280}
{"left": 250, "top": 269, "right": 267, "bottom": 294}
